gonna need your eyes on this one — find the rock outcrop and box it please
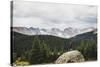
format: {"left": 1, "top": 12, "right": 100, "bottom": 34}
{"left": 55, "top": 50, "right": 85, "bottom": 64}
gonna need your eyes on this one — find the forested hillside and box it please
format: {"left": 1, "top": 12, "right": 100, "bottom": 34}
{"left": 11, "top": 30, "right": 97, "bottom": 65}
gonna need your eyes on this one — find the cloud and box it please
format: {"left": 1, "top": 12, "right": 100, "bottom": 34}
{"left": 13, "top": 1, "right": 97, "bottom": 29}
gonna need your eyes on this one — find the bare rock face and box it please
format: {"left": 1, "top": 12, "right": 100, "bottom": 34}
{"left": 55, "top": 50, "right": 85, "bottom": 64}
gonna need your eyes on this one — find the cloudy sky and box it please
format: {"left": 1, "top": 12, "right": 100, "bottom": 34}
{"left": 13, "top": 1, "right": 97, "bottom": 29}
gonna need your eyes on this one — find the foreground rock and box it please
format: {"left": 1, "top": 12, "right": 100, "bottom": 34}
{"left": 55, "top": 50, "right": 85, "bottom": 64}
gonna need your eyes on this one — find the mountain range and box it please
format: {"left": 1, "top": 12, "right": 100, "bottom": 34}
{"left": 12, "top": 27, "right": 97, "bottom": 38}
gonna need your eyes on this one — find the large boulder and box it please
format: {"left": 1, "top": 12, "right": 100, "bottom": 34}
{"left": 55, "top": 50, "right": 85, "bottom": 64}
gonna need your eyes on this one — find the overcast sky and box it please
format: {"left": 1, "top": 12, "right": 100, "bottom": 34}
{"left": 13, "top": 1, "right": 97, "bottom": 29}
